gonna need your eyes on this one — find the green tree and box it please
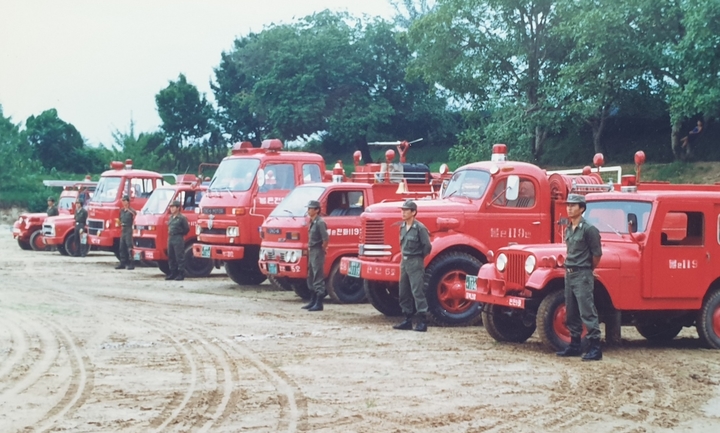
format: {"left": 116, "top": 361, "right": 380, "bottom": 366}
{"left": 408, "top": 0, "right": 571, "bottom": 158}
{"left": 25, "top": 108, "right": 87, "bottom": 172}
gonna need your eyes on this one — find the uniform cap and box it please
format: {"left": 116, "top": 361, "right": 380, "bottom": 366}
{"left": 47, "top": 196, "right": 55, "bottom": 202}
{"left": 169, "top": 200, "right": 182, "bottom": 207}
{"left": 122, "top": 195, "right": 130, "bottom": 201}
{"left": 400, "top": 200, "right": 417, "bottom": 211}
{"left": 566, "top": 194, "right": 586, "bottom": 204}
{"left": 306, "top": 200, "right": 321, "bottom": 209}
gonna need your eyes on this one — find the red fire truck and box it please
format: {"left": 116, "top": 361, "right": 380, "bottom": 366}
{"left": 132, "top": 175, "right": 213, "bottom": 277}
{"left": 465, "top": 153, "right": 720, "bottom": 350}
{"left": 86, "top": 160, "right": 168, "bottom": 258}
{"left": 193, "top": 139, "right": 337, "bottom": 286}
{"left": 257, "top": 146, "right": 451, "bottom": 303}
{"left": 340, "top": 145, "right": 621, "bottom": 326}
{"left": 15, "top": 179, "right": 95, "bottom": 251}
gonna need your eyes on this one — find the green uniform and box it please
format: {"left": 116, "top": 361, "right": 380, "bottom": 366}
{"left": 399, "top": 220, "right": 432, "bottom": 316}
{"left": 564, "top": 217, "right": 603, "bottom": 341}
{"left": 47, "top": 206, "right": 59, "bottom": 217}
{"left": 167, "top": 213, "right": 190, "bottom": 275}
{"left": 74, "top": 207, "right": 88, "bottom": 257}
{"left": 118, "top": 207, "right": 135, "bottom": 263}
{"left": 306, "top": 215, "right": 328, "bottom": 296}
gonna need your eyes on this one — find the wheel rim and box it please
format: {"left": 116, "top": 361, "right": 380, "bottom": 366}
{"left": 436, "top": 270, "right": 472, "bottom": 314}
{"left": 32, "top": 234, "right": 45, "bottom": 250}
{"left": 712, "top": 305, "right": 720, "bottom": 338}
{"left": 552, "top": 303, "right": 587, "bottom": 343}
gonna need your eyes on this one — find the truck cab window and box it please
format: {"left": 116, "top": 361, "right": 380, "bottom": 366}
{"left": 303, "top": 164, "right": 322, "bottom": 183}
{"left": 260, "top": 164, "right": 295, "bottom": 192}
{"left": 327, "top": 191, "right": 364, "bottom": 216}
{"left": 660, "top": 211, "right": 704, "bottom": 246}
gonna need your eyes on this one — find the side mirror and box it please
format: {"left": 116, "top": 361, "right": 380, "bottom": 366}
{"left": 505, "top": 175, "right": 520, "bottom": 201}
{"left": 627, "top": 213, "right": 638, "bottom": 234}
{"left": 257, "top": 168, "right": 266, "bottom": 187}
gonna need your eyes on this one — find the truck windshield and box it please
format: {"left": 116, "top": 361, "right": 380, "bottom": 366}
{"left": 270, "top": 186, "right": 326, "bottom": 217}
{"left": 142, "top": 188, "right": 176, "bottom": 214}
{"left": 58, "top": 197, "right": 75, "bottom": 211}
{"left": 91, "top": 177, "right": 122, "bottom": 203}
{"left": 585, "top": 200, "right": 653, "bottom": 234}
{"left": 443, "top": 169, "right": 491, "bottom": 200}
{"left": 209, "top": 158, "right": 261, "bottom": 192}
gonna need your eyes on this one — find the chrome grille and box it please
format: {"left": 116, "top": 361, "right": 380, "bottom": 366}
{"left": 362, "top": 219, "right": 385, "bottom": 245}
{"left": 42, "top": 224, "right": 54, "bottom": 237}
{"left": 200, "top": 228, "right": 225, "bottom": 235}
{"left": 133, "top": 238, "right": 156, "bottom": 249}
{"left": 88, "top": 219, "right": 103, "bottom": 236}
{"left": 506, "top": 253, "right": 527, "bottom": 287}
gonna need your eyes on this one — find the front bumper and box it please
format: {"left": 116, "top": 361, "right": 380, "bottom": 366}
{"left": 339, "top": 257, "right": 399, "bottom": 282}
{"left": 259, "top": 257, "right": 306, "bottom": 278}
{"left": 192, "top": 243, "right": 245, "bottom": 260}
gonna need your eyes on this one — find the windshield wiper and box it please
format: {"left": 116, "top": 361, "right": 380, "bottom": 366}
{"left": 223, "top": 186, "right": 236, "bottom": 199}
{"left": 604, "top": 223, "right": 622, "bottom": 236}
{"left": 283, "top": 209, "right": 296, "bottom": 220}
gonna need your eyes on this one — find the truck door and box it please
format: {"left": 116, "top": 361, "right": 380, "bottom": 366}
{"left": 322, "top": 189, "right": 364, "bottom": 271}
{"left": 650, "top": 206, "right": 709, "bottom": 299}
{"left": 484, "top": 176, "right": 550, "bottom": 249}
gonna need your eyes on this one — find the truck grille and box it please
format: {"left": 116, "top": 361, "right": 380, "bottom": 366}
{"left": 88, "top": 219, "right": 103, "bottom": 236}
{"left": 202, "top": 207, "right": 226, "bottom": 215}
{"left": 200, "top": 228, "right": 226, "bottom": 235}
{"left": 42, "top": 224, "right": 54, "bottom": 237}
{"left": 362, "top": 219, "right": 385, "bottom": 245}
{"left": 133, "top": 238, "right": 156, "bottom": 249}
{"left": 506, "top": 253, "right": 528, "bottom": 287}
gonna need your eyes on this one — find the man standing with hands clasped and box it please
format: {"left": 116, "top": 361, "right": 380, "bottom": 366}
{"left": 303, "top": 200, "right": 328, "bottom": 312}
{"left": 166, "top": 200, "right": 190, "bottom": 281}
{"left": 115, "top": 195, "right": 137, "bottom": 270}
{"left": 556, "top": 194, "right": 603, "bottom": 361}
{"left": 394, "top": 200, "right": 432, "bottom": 332}
{"left": 73, "top": 200, "right": 88, "bottom": 257}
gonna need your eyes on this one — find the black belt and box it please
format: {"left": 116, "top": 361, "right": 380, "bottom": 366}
{"left": 565, "top": 266, "right": 591, "bottom": 273}
{"left": 403, "top": 254, "right": 422, "bottom": 260}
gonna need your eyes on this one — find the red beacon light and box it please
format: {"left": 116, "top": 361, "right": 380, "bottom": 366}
{"left": 110, "top": 161, "right": 124, "bottom": 170}
{"left": 353, "top": 150, "right": 362, "bottom": 169}
{"left": 332, "top": 160, "right": 345, "bottom": 183}
{"left": 125, "top": 159, "right": 133, "bottom": 170}
{"left": 261, "top": 139, "right": 283, "bottom": 152}
{"left": 385, "top": 149, "right": 396, "bottom": 164}
{"left": 491, "top": 144, "right": 508, "bottom": 162}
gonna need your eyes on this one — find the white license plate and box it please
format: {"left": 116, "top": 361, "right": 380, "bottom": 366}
{"left": 465, "top": 275, "right": 478, "bottom": 291}
{"left": 348, "top": 260, "right": 361, "bottom": 278}
{"left": 201, "top": 245, "right": 211, "bottom": 258}
{"left": 268, "top": 263, "right": 278, "bottom": 274}
{"left": 133, "top": 252, "right": 142, "bottom": 261}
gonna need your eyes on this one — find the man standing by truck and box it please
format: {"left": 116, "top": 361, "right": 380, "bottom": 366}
{"left": 303, "top": 200, "right": 329, "bottom": 312}
{"left": 115, "top": 195, "right": 137, "bottom": 270}
{"left": 166, "top": 200, "right": 190, "bottom": 281}
{"left": 556, "top": 194, "right": 603, "bottom": 361}
{"left": 394, "top": 200, "right": 432, "bottom": 332}
{"left": 46, "top": 197, "right": 59, "bottom": 216}
{"left": 73, "top": 200, "right": 88, "bottom": 257}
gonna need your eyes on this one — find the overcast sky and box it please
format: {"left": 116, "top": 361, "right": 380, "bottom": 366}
{"left": 0, "top": 0, "right": 395, "bottom": 147}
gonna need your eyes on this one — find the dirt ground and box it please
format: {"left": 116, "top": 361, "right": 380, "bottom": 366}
{"left": 1, "top": 225, "right": 719, "bottom": 433}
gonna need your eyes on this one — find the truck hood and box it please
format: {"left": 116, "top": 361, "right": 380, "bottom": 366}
{"left": 134, "top": 213, "right": 164, "bottom": 226}
{"left": 496, "top": 239, "right": 639, "bottom": 270}
{"left": 198, "top": 190, "right": 252, "bottom": 208}
{"left": 44, "top": 215, "right": 74, "bottom": 224}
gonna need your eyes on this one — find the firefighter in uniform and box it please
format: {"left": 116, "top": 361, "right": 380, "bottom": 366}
{"left": 73, "top": 200, "right": 88, "bottom": 257}
{"left": 302, "top": 200, "right": 329, "bottom": 311}
{"left": 394, "top": 200, "right": 432, "bottom": 332}
{"left": 556, "top": 194, "right": 603, "bottom": 361}
{"left": 166, "top": 200, "right": 189, "bottom": 281}
{"left": 115, "top": 195, "right": 137, "bottom": 270}
{"left": 46, "top": 197, "right": 59, "bottom": 216}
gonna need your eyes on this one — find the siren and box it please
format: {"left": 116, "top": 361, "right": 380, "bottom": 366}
{"left": 110, "top": 161, "right": 124, "bottom": 170}
{"left": 332, "top": 161, "right": 344, "bottom": 183}
{"left": 125, "top": 159, "right": 133, "bottom": 170}
{"left": 491, "top": 144, "right": 508, "bottom": 162}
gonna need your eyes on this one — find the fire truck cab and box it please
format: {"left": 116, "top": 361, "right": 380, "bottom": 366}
{"left": 132, "top": 175, "right": 212, "bottom": 277}
{"left": 193, "top": 139, "right": 330, "bottom": 286}
{"left": 466, "top": 170, "right": 720, "bottom": 350}
{"left": 340, "top": 145, "right": 620, "bottom": 326}
{"left": 86, "top": 160, "right": 167, "bottom": 257}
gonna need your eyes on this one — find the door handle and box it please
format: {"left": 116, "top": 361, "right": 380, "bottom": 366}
{"left": 532, "top": 221, "right": 541, "bottom": 225}
{"left": 707, "top": 252, "right": 711, "bottom": 261}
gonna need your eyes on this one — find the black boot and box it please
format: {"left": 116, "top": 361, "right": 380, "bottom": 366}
{"left": 582, "top": 340, "right": 603, "bottom": 361}
{"left": 174, "top": 272, "right": 185, "bottom": 281}
{"left": 165, "top": 271, "right": 176, "bottom": 281}
{"left": 393, "top": 315, "right": 413, "bottom": 330}
{"left": 301, "top": 293, "right": 317, "bottom": 309}
{"left": 126, "top": 261, "right": 135, "bottom": 270}
{"left": 307, "top": 295, "right": 323, "bottom": 311}
{"left": 115, "top": 262, "right": 126, "bottom": 270}
{"left": 556, "top": 337, "right": 582, "bottom": 357}
{"left": 414, "top": 316, "right": 428, "bottom": 332}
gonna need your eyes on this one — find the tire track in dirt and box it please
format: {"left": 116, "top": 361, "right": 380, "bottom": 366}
{"left": 0, "top": 316, "right": 29, "bottom": 382}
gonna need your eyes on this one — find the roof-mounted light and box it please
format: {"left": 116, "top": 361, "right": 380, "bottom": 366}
{"left": 491, "top": 144, "right": 508, "bottom": 162}
{"left": 110, "top": 161, "right": 124, "bottom": 170}
{"left": 261, "top": 139, "right": 283, "bottom": 151}
{"left": 125, "top": 159, "right": 133, "bottom": 170}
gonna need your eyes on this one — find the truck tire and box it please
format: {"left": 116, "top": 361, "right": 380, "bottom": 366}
{"left": 268, "top": 275, "right": 294, "bottom": 291}
{"left": 327, "top": 260, "right": 365, "bottom": 304}
{"left": 157, "top": 260, "right": 171, "bottom": 275}
{"left": 482, "top": 304, "right": 536, "bottom": 343}
{"left": 635, "top": 322, "right": 683, "bottom": 342}
{"left": 65, "top": 233, "right": 79, "bottom": 257}
{"left": 57, "top": 244, "right": 69, "bottom": 256}
{"left": 292, "top": 279, "right": 313, "bottom": 300}
{"left": 17, "top": 239, "right": 32, "bottom": 250}
{"left": 424, "top": 251, "right": 483, "bottom": 326}
{"left": 30, "top": 230, "right": 46, "bottom": 251}
{"left": 537, "top": 290, "right": 587, "bottom": 352}
{"left": 697, "top": 289, "right": 720, "bottom": 349}
{"left": 364, "top": 280, "right": 402, "bottom": 317}
{"left": 183, "top": 245, "right": 214, "bottom": 278}
{"left": 225, "top": 260, "right": 267, "bottom": 286}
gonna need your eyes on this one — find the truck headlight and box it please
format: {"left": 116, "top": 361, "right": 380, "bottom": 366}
{"left": 227, "top": 226, "right": 239, "bottom": 237}
{"left": 288, "top": 250, "right": 298, "bottom": 263}
{"left": 496, "top": 253, "right": 507, "bottom": 272}
{"left": 525, "top": 255, "right": 537, "bottom": 274}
